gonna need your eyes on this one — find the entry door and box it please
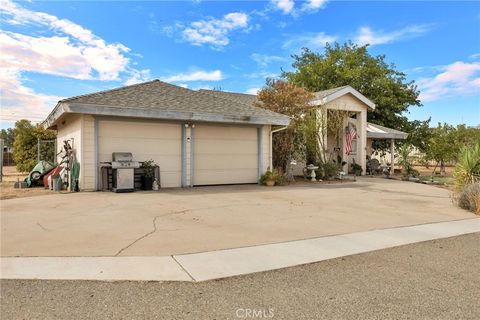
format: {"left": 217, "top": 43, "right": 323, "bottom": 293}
{"left": 193, "top": 125, "right": 258, "bottom": 185}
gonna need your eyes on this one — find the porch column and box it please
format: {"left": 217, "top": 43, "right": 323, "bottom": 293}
{"left": 390, "top": 138, "right": 395, "bottom": 175}
{"left": 358, "top": 110, "right": 367, "bottom": 175}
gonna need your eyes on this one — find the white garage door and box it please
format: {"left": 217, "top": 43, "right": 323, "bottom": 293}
{"left": 194, "top": 125, "right": 258, "bottom": 185}
{"left": 98, "top": 119, "right": 182, "bottom": 188}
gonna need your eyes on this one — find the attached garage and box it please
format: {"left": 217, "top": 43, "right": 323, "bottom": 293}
{"left": 44, "top": 80, "right": 290, "bottom": 190}
{"left": 193, "top": 125, "right": 258, "bottom": 186}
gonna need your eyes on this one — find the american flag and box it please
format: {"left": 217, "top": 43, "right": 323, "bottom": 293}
{"left": 345, "top": 125, "right": 357, "bottom": 155}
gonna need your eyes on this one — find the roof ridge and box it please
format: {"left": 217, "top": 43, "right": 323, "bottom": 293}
{"left": 60, "top": 79, "right": 200, "bottom": 103}
{"left": 200, "top": 89, "right": 256, "bottom": 98}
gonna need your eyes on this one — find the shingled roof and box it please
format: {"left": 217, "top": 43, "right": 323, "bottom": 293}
{"left": 44, "top": 80, "right": 290, "bottom": 128}
{"left": 200, "top": 85, "right": 375, "bottom": 110}
{"left": 198, "top": 89, "right": 258, "bottom": 106}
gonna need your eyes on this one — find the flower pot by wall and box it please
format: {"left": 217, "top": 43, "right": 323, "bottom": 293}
{"left": 141, "top": 176, "right": 153, "bottom": 190}
{"left": 266, "top": 179, "right": 275, "bottom": 187}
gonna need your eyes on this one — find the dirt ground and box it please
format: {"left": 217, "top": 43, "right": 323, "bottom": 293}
{"left": 0, "top": 166, "right": 54, "bottom": 200}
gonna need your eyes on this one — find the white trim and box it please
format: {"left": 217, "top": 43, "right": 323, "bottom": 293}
{"left": 311, "top": 86, "right": 375, "bottom": 110}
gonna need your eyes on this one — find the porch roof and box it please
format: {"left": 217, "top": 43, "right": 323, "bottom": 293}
{"left": 366, "top": 122, "right": 408, "bottom": 140}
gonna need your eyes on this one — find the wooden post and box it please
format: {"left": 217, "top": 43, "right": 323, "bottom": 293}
{"left": 390, "top": 138, "right": 395, "bottom": 175}
{"left": 0, "top": 138, "right": 3, "bottom": 182}
{"left": 37, "top": 137, "right": 40, "bottom": 162}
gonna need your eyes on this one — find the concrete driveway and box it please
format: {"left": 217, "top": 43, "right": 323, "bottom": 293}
{"left": 1, "top": 178, "right": 474, "bottom": 257}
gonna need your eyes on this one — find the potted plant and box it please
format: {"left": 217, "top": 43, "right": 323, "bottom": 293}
{"left": 260, "top": 168, "right": 279, "bottom": 186}
{"left": 351, "top": 162, "right": 363, "bottom": 176}
{"left": 140, "top": 159, "right": 156, "bottom": 190}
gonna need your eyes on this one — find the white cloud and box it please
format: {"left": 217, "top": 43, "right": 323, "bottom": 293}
{"left": 0, "top": 68, "right": 62, "bottom": 123}
{"left": 271, "top": 0, "right": 328, "bottom": 15}
{"left": 416, "top": 61, "right": 480, "bottom": 102}
{"left": 0, "top": 0, "right": 143, "bottom": 125}
{"left": 124, "top": 69, "right": 152, "bottom": 86}
{"left": 250, "top": 53, "right": 286, "bottom": 68}
{"left": 302, "top": 0, "right": 328, "bottom": 11}
{"left": 182, "top": 12, "right": 249, "bottom": 47}
{"left": 161, "top": 70, "right": 223, "bottom": 82}
{"left": 271, "top": 0, "right": 295, "bottom": 14}
{"left": 355, "top": 25, "right": 432, "bottom": 46}
{"left": 0, "top": 0, "right": 130, "bottom": 80}
{"left": 283, "top": 32, "right": 336, "bottom": 50}
{"left": 245, "top": 87, "right": 261, "bottom": 95}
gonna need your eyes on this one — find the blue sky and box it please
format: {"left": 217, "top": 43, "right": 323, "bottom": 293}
{"left": 1, "top": 0, "right": 479, "bottom": 129}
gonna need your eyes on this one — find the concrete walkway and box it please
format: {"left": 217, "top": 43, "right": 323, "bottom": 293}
{"left": 2, "top": 218, "right": 478, "bottom": 282}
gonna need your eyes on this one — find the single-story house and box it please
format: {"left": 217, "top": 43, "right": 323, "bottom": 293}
{"left": 44, "top": 80, "right": 290, "bottom": 191}
{"left": 200, "top": 86, "right": 408, "bottom": 175}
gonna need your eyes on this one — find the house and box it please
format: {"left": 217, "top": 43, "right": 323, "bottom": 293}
{"left": 200, "top": 86, "right": 408, "bottom": 175}
{"left": 43, "top": 80, "right": 290, "bottom": 190}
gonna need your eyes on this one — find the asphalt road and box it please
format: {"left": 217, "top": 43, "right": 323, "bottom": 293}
{"left": 2, "top": 233, "right": 479, "bottom": 320}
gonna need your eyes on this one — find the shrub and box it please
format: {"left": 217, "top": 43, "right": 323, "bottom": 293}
{"left": 453, "top": 142, "right": 480, "bottom": 191}
{"left": 350, "top": 162, "right": 362, "bottom": 176}
{"left": 457, "top": 182, "right": 480, "bottom": 215}
{"left": 318, "top": 161, "right": 339, "bottom": 179}
{"left": 141, "top": 159, "right": 156, "bottom": 178}
{"left": 259, "top": 168, "right": 279, "bottom": 185}
{"left": 398, "top": 143, "right": 419, "bottom": 178}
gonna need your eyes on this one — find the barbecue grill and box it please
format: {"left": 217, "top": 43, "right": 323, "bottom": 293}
{"left": 111, "top": 152, "right": 140, "bottom": 192}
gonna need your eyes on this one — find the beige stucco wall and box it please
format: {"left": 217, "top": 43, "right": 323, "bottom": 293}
{"left": 56, "top": 114, "right": 96, "bottom": 191}
{"left": 82, "top": 115, "right": 95, "bottom": 190}
{"left": 262, "top": 125, "right": 271, "bottom": 173}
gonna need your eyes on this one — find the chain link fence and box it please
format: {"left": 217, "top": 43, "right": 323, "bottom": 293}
{"left": 37, "top": 138, "right": 57, "bottom": 165}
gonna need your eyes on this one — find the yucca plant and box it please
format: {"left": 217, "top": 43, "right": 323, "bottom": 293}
{"left": 453, "top": 142, "right": 480, "bottom": 191}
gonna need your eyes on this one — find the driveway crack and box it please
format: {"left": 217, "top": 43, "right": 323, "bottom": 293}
{"left": 113, "top": 209, "right": 190, "bottom": 256}
{"left": 114, "top": 216, "right": 160, "bottom": 256}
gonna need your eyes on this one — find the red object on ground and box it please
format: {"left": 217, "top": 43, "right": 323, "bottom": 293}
{"left": 43, "top": 166, "right": 63, "bottom": 189}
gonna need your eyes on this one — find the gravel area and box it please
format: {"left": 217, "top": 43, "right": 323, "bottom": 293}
{"left": 2, "top": 233, "right": 479, "bottom": 319}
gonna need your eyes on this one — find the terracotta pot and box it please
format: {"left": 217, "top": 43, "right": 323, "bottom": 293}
{"left": 265, "top": 179, "right": 275, "bottom": 187}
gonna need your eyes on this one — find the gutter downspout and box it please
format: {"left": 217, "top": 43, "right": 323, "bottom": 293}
{"left": 269, "top": 126, "right": 288, "bottom": 169}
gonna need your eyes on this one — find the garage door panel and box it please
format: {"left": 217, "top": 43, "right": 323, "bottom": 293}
{"left": 98, "top": 120, "right": 182, "bottom": 188}
{"left": 99, "top": 138, "right": 180, "bottom": 159}
{"left": 100, "top": 122, "right": 180, "bottom": 139}
{"left": 194, "top": 169, "right": 258, "bottom": 186}
{"left": 194, "top": 125, "right": 258, "bottom": 185}
{"left": 195, "top": 126, "right": 257, "bottom": 140}
{"left": 195, "top": 154, "right": 257, "bottom": 170}
{"left": 195, "top": 140, "right": 257, "bottom": 154}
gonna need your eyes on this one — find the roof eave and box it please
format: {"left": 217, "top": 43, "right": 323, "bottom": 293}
{"left": 51, "top": 103, "right": 290, "bottom": 126}
{"left": 310, "top": 86, "right": 376, "bottom": 110}
{"left": 43, "top": 102, "right": 71, "bottom": 129}
{"left": 367, "top": 132, "right": 408, "bottom": 140}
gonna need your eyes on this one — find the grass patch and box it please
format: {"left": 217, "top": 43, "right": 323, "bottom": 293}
{"left": 419, "top": 175, "right": 454, "bottom": 185}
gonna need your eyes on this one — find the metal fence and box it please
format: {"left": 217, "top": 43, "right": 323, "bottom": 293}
{"left": 37, "top": 138, "right": 57, "bottom": 165}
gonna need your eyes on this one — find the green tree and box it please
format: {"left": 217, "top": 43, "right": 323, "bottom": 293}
{"left": 13, "top": 120, "right": 56, "bottom": 172}
{"left": 255, "top": 79, "right": 314, "bottom": 176}
{"left": 403, "top": 118, "right": 432, "bottom": 153}
{"left": 424, "top": 123, "right": 457, "bottom": 175}
{"left": 0, "top": 128, "right": 15, "bottom": 147}
{"left": 283, "top": 42, "right": 421, "bottom": 132}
